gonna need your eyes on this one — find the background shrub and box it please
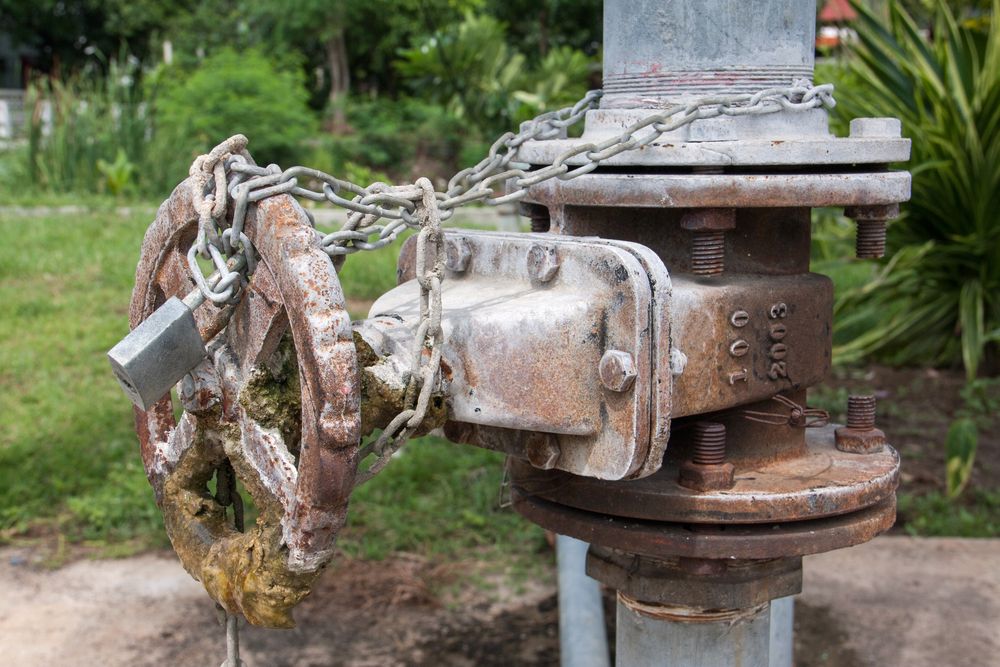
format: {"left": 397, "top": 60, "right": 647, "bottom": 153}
{"left": 827, "top": 0, "right": 1000, "bottom": 379}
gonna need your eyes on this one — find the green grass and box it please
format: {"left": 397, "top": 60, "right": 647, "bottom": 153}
{"left": 898, "top": 490, "right": 1000, "bottom": 537}
{"left": 0, "top": 202, "right": 543, "bottom": 569}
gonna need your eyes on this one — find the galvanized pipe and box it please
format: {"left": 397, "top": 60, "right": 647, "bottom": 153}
{"left": 557, "top": 535, "right": 611, "bottom": 667}
{"left": 769, "top": 596, "right": 795, "bottom": 667}
{"left": 602, "top": 0, "right": 817, "bottom": 107}
{"left": 616, "top": 595, "right": 771, "bottom": 667}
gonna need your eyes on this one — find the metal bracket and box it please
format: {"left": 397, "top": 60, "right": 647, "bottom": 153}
{"left": 371, "top": 230, "right": 672, "bottom": 480}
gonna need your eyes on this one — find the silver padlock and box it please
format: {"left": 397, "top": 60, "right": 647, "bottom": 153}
{"left": 108, "top": 291, "right": 209, "bottom": 411}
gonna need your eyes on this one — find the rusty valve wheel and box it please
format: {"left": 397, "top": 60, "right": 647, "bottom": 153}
{"left": 130, "top": 176, "right": 360, "bottom": 628}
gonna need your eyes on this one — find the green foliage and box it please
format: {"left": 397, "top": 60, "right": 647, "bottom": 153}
{"left": 340, "top": 437, "right": 545, "bottom": 561}
{"left": 829, "top": 0, "right": 1000, "bottom": 378}
{"left": 23, "top": 55, "right": 151, "bottom": 194}
{"left": 898, "top": 489, "right": 1000, "bottom": 536}
{"left": 397, "top": 13, "right": 594, "bottom": 134}
{"left": 311, "top": 97, "right": 468, "bottom": 183}
{"left": 96, "top": 149, "right": 137, "bottom": 196}
{"left": 155, "top": 48, "right": 317, "bottom": 170}
{"left": 0, "top": 206, "right": 156, "bottom": 537}
{"left": 944, "top": 417, "right": 978, "bottom": 498}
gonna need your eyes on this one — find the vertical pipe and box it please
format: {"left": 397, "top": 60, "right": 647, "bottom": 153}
{"left": 602, "top": 0, "right": 817, "bottom": 107}
{"left": 557, "top": 535, "right": 611, "bottom": 667}
{"left": 769, "top": 596, "right": 795, "bottom": 667}
{"left": 616, "top": 594, "right": 771, "bottom": 667}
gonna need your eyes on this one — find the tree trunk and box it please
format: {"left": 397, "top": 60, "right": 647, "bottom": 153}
{"left": 326, "top": 27, "right": 350, "bottom": 130}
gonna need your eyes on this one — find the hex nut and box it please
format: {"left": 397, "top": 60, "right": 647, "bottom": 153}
{"left": 445, "top": 238, "right": 472, "bottom": 273}
{"left": 678, "top": 460, "right": 735, "bottom": 492}
{"left": 525, "top": 432, "right": 561, "bottom": 470}
{"left": 849, "top": 117, "right": 902, "bottom": 138}
{"left": 835, "top": 426, "right": 886, "bottom": 454}
{"left": 680, "top": 208, "right": 736, "bottom": 231}
{"left": 527, "top": 243, "right": 560, "bottom": 283}
{"left": 599, "top": 350, "right": 638, "bottom": 392}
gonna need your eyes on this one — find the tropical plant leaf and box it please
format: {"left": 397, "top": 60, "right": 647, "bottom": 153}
{"left": 945, "top": 417, "right": 978, "bottom": 499}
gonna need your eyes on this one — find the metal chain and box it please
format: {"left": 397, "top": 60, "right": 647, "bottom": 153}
{"left": 214, "top": 461, "right": 246, "bottom": 667}
{"left": 182, "top": 81, "right": 836, "bottom": 482}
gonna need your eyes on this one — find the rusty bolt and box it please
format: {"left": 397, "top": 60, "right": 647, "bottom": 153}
{"left": 729, "top": 340, "right": 749, "bottom": 357}
{"left": 845, "top": 204, "right": 898, "bottom": 260}
{"left": 520, "top": 202, "right": 551, "bottom": 233}
{"left": 730, "top": 310, "right": 750, "bottom": 328}
{"left": 525, "top": 432, "right": 561, "bottom": 470}
{"left": 527, "top": 243, "right": 560, "bottom": 283}
{"left": 681, "top": 209, "right": 735, "bottom": 276}
{"left": 679, "top": 422, "right": 735, "bottom": 492}
{"left": 445, "top": 238, "right": 472, "bottom": 273}
{"left": 835, "top": 395, "right": 886, "bottom": 454}
{"left": 599, "top": 349, "right": 637, "bottom": 392}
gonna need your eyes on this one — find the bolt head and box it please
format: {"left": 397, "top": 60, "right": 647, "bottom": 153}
{"left": 835, "top": 426, "right": 886, "bottom": 454}
{"left": 599, "top": 350, "right": 637, "bottom": 392}
{"left": 445, "top": 238, "right": 472, "bottom": 273}
{"left": 678, "top": 460, "right": 735, "bottom": 492}
{"left": 525, "top": 432, "right": 561, "bottom": 470}
{"left": 527, "top": 243, "right": 560, "bottom": 283}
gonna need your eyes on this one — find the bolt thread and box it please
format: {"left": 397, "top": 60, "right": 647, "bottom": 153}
{"left": 691, "top": 230, "right": 726, "bottom": 275}
{"left": 856, "top": 220, "right": 887, "bottom": 258}
{"left": 846, "top": 395, "right": 877, "bottom": 430}
{"left": 530, "top": 215, "right": 550, "bottom": 233}
{"left": 692, "top": 421, "right": 727, "bottom": 465}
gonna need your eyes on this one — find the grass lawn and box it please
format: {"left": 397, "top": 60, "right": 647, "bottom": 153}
{"left": 0, "top": 201, "right": 546, "bottom": 568}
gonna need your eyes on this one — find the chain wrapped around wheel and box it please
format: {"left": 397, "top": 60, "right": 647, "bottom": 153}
{"left": 130, "top": 174, "right": 360, "bottom": 628}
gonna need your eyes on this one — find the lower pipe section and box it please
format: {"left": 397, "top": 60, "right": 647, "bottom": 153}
{"left": 769, "top": 596, "right": 795, "bottom": 667}
{"left": 557, "top": 535, "right": 611, "bottom": 667}
{"left": 616, "top": 594, "right": 771, "bottom": 667}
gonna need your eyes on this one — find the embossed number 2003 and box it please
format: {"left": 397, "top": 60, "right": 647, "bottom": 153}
{"left": 767, "top": 303, "right": 788, "bottom": 380}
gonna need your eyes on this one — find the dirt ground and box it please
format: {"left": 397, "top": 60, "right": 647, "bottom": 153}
{"left": 2, "top": 537, "right": 997, "bottom": 667}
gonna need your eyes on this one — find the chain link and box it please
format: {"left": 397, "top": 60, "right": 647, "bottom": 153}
{"left": 181, "top": 81, "right": 836, "bottom": 483}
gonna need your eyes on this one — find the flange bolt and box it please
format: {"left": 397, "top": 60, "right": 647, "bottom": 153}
{"left": 692, "top": 422, "right": 727, "bottom": 465}
{"left": 835, "top": 394, "right": 886, "bottom": 454}
{"left": 679, "top": 421, "right": 735, "bottom": 492}
{"left": 690, "top": 231, "right": 726, "bottom": 276}
{"left": 846, "top": 395, "right": 877, "bottom": 431}
{"left": 845, "top": 204, "right": 898, "bottom": 260}
{"left": 681, "top": 208, "right": 735, "bottom": 276}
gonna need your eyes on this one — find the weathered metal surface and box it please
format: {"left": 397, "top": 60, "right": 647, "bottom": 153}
{"left": 616, "top": 594, "right": 772, "bottom": 667}
{"left": 516, "top": 134, "right": 912, "bottom": 168}
{"left": 509, "top": 425, "right": 899, "bottom": 525}
{"left": 602, "top": 0, "right": 815, "bottom": 106}
{"left": 511, "top": 485, "right": 897, "bottom": 560}
{"left": 379, "top": 230, "right": 671, "bottom": 480}
{"left": 587, "top": 548, "right": 802, "bottom": 609}
{"left": 549, "top": 206, "right": 814, "bottom": 276}
{"left": 525, "top": 171, "right": 911, "bottom": 210}
{"left": 670, "top": 273, "right": 833, "bottom": 418}
{"left": 128, "top": 178, "right": 360, "bottom": 627}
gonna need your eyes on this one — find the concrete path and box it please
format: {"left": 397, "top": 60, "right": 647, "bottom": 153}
{"left": 800, "top": 537, "right": 999, "bottom": 667}
{"left": 0, "top": 537, "right": 995, "bottom": 666}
